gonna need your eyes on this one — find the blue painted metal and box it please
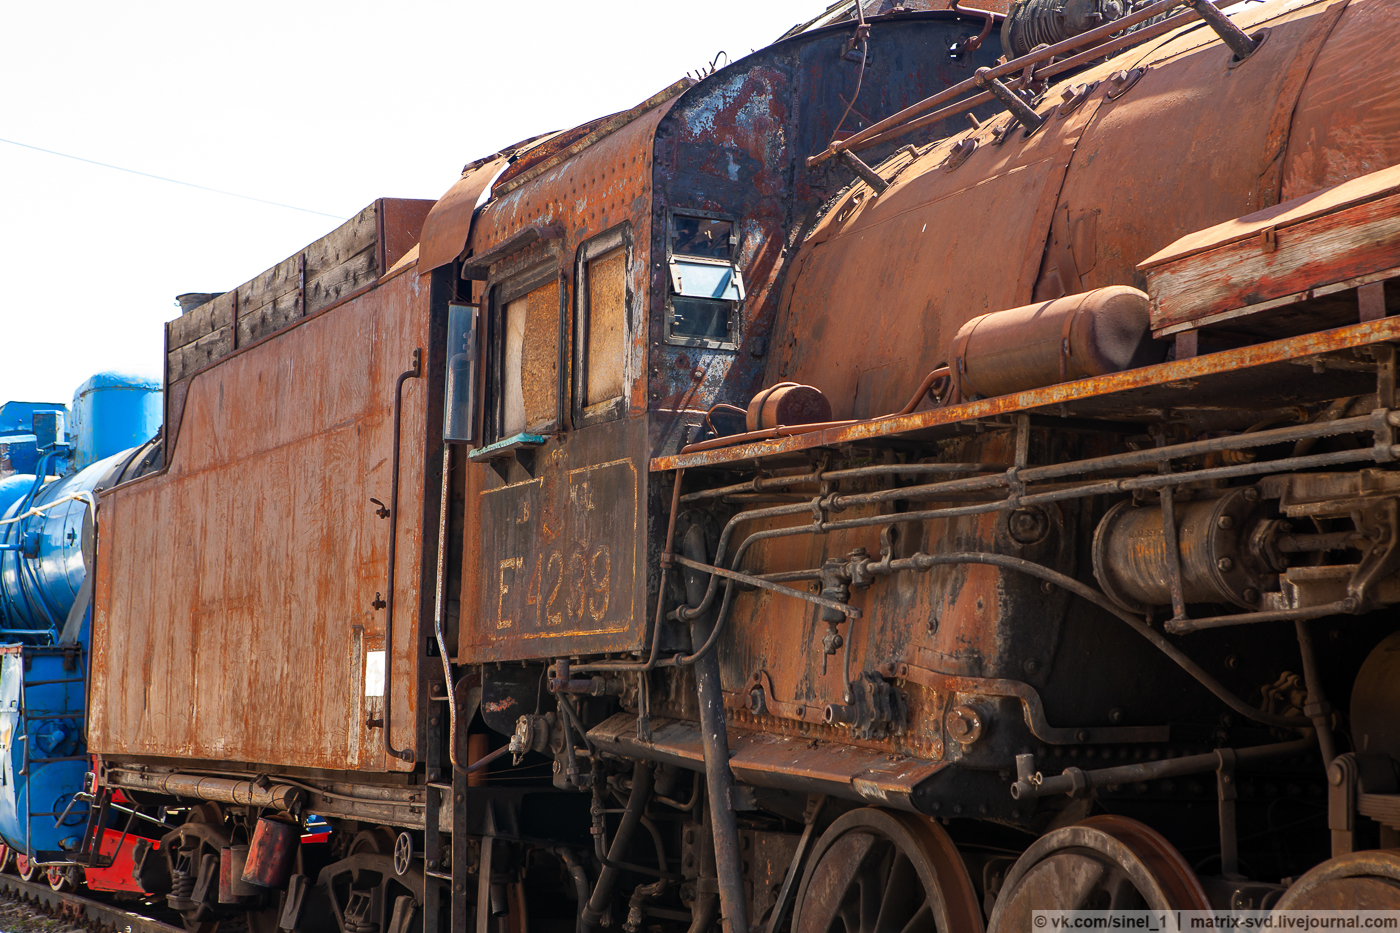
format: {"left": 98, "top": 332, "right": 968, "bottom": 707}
{"left": 0, "top": 646, "right": 89, "bottom": 858}
{"left": 0, "top": 448, "right": 133, "bottom": 640}
{"left": 0, "top": 403, "right": 67, "bottom": 478}
{"left": 68, "top": 371, "right": 161, "bottom": 472}
{"left": 0, "top": 374, "right": 159, "bottom": 862}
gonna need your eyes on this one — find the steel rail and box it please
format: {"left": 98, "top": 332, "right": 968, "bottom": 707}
{"left": 0, "top": 872, "right": 186, "bottom": 933}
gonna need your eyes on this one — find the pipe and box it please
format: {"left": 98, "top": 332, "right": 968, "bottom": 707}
{"left": 681, "top": 525, "right": 749, "bottom": 933}
{"left": 688, "top": 895, "right": 719, "bottom": 933}
{"left": 1294, "top": 619, "right": 1338, "bottom": 766}
{"left": 382, "top": 349, "right": 422, "bottom": 763}
{"left": 558, "top": 848, "right": 591, "bottom": 933}
{"left": 583, "top": 764, "right": 653, "bottom": 932}
{"left": 1011, "top": 735, "right": 1315, "bottom": 798}
{"left": 108, "top": 771, "right": 302, "bottom": 811}
{"left": 808, "top": 0, "right": 1201, "bottom": 167}
{"left": 433, "top": 445, "right": 469, "bottom": 775}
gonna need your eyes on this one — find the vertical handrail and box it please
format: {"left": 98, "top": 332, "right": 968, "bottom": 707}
{"left": 382, "top": 349, "right": 422, "bottom": 764}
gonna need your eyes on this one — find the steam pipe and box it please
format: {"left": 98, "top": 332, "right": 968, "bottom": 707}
{"left": 1010, "top": 735, "right": 1315, "bottom": 799}
{"left": 557, "top": 847, "right": 591, "bottom": 933}
{"left": 681, "top": 524, "right": 749, "bottom": 933}
{"left": 583, "top": 763, "right": 653, "bottom": 932}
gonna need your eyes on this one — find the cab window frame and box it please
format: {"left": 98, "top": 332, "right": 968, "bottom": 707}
{"left": 573, "top": 223, "right": 633, "bottom": 429}
{"left": 664, "top": 208, "right": 743, "bottom": 351}
{"left": 484, "top": 259, "right": 566, "bottom": 444}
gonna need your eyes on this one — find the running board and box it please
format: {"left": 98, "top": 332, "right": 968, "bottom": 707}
{"left": 588, "top": 713, "right": 944, "bottom": 811}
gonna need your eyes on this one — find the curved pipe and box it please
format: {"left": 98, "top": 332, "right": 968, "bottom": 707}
{"left": 557, "top": 847, "right": 591, "bottom": 933}
{"left": 382, "top": 349, "right": 421, "bottom": 764}
{"left": 583, "top": 764, "right": 653, "bottom": 932}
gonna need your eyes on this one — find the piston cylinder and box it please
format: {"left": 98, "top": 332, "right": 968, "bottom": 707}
{"left": 746, "top": 383, "right": 832, "bottom": 431}
{"left": 1091, "top": 488, "right": 1278, "bottom": 611}
{"left": 949, "top": 286, "right": 1163, "bottom": 400}
{"left": 241, "top": 818, "right": 298, "bottom": 889}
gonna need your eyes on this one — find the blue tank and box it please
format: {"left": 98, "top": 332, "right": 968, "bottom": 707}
{"left": 68, "top": 371, "right": 161, "bottom": 472}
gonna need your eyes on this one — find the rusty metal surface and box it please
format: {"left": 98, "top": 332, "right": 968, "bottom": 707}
{"left": 653, "top": 315, "right": 1400, "bottom": 472}
{"left": 1272, "top": 850, "right": 1400, "bottom": 909}
{"left": 417, "top": 157, "right": 510, "bottom": 274}
{"left": 1280, "top": 0, "right": 1400, "bottom": 201}
{"left": 1142, "top": 162, "right": 1400, "bottom": 270}
{"left": 767, "top": 0, "right": 1357, "bottom": 426}
{"left": 90, "top": 270, "right": 430, "bottom": 773}
{"left": 374, "top": 198, "right": 435, "bottom": 279}
{"left": 648, "top": 16, "right": 1005, "bottom": 442}
{"left": 456, "top": 94, "right": 673, "bottom": 663}
{"left": 588, "top": 712, "right": 945, "bottom": 809}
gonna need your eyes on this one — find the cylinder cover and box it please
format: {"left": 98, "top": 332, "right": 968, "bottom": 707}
{"left": 1092, "top": 488, "right": 1277, "bottom": 611}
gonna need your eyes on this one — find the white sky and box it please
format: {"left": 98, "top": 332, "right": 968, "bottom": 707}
{"left": 0, "top": 0, "right": 825, "bottom": 408}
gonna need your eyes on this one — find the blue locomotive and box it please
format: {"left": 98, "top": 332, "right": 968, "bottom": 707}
{"left": 0, "top": 371, "right": 160, "bottom": 883}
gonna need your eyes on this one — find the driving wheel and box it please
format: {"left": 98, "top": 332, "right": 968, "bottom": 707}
{"left": 987, "top": 815, "right": 1209, "bottom": 933}
{"left": 16, "top": 854, "right": 37, "bottom": 883}
{"left": 792, "top": 807, "right": 983, "bottom": 933}
{"left": 1273, "top": 849, "right": 1400, "bottom": 909}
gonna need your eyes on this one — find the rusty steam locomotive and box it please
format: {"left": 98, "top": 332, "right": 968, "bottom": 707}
{"left": 62, "top": 0, "right": 1400, "bottom": 930}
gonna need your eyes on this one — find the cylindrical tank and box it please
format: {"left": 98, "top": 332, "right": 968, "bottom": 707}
{"left": 949, "top": 287, "right": 1163, "bottom": 401}
{"left": 68, "top": 371, "right": 161, "bottom": 472}
{"left": 0, "top": 446, "right": 140, "bottom": 637}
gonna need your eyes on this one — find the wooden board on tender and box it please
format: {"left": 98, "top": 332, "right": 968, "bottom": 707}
{"left": 1142, "top": 163, "right": 1400, "bottom": 337}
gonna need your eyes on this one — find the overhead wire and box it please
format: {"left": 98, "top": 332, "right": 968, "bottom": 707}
{"left": 0, "top": 137, "right": 347, "bottom": 220}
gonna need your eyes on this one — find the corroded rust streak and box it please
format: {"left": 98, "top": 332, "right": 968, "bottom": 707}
{"left": 769, "top": 43, "right": 1112, "bottom": 422}
{"left": 1054, "top": 0, "right": 1349, "bottom": 298}
{"left": 1281, "top": 0, "right": 1400, "bottom": 200}
{"left": 652, "top": 315, "right": 1400, "bottom": 472}
{"left": 90, "top": 272, "right": 428, "bottom": 772}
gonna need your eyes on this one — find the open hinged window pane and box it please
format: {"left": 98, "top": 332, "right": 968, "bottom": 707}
{"left": 668, "top": 257, "right": 745, "bottom": 301}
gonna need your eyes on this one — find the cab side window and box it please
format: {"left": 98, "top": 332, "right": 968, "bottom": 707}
{"left": 490, "top": 268, "right": 562, "bottom": 440}
{"left": 665, "top": 212, "right": 743, "bottom": 350}
{"left": 575, "top": 226, "right": 631, "bottom": 425}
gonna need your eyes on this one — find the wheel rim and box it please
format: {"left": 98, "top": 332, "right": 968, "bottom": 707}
{"left": 16, "top": 854, "right": 36, "bottom": 882}
{"left": 1274, "top": 850, "right": 1400, "bottom": 909}
{"left": 987, "top": 815, "right": 1210, "bottom": 933}
{"left": 47, "top": 864, "right": 76, "bottom": 892}
{"left": 793, "top": 808, "right": 983, "bottom": 933}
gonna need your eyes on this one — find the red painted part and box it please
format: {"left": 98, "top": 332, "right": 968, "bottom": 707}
{"left": 299, "top": 830, "right": 331, "bottom": 844}
{"left": 241, "top": 818, "right": 298, "bottom": 889}
{"left": 84, "top": 829, "right": 160, "bottom": 895}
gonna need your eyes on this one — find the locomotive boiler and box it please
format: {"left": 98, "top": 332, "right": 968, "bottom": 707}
{"left": 0, "top": 372, "right": 160, "bottom": 889}
{"left": 78, "top": 0, "right": 1400, "bottom": 930}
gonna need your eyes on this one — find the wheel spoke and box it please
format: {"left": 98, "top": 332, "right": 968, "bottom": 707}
{"left": 874, "top": 852, "right": 921, "bottom": 933}
{"left": 794, "top": 809, "right": 983, "bottom": 933}
{"left": 897, "top": 902, "right": 935, "bottom": 933}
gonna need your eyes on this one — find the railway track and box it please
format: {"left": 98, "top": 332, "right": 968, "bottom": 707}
{"left": 0, "top": 874, "right": 183, "bottom": 933}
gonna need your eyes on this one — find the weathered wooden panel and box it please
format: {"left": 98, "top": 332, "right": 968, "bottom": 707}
{"left": 92, "top": 270, "right": 429, "bottom": 772}
{"left": 1147, "top": 188, "right": 1400, "bottom": 330}
{"left": 166, "top": 199, "right": 434, "bottom": 392}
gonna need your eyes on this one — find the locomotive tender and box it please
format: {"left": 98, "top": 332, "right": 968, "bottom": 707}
{"left": 75, "top": 0, "right": 1400, "bottom": 930}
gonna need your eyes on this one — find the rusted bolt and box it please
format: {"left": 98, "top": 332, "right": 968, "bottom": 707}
{"left": 1076, "top": 730, "right": 1089, "bottom": 742}
{"left": 1242, "top": 588, "right": 1259, "bottom": 603}
{"left": 1023, "top": 658, "right": 1039, "bottom": 675}
{"left": 946, "top": 705, "right": 984, "bottom": 744}
{"left": 1109, "top": 708, "right": 1124, "bottom": 723}
{"left": 1243, "top": 487, "right": 1260, "bottom": 502}
{"left": 1225, "top": 654, "right": 1239, "bottom": 669}
{"left": 1217, "top": 515, "right": 1234, "bottom": 530}
{"left": 1217, "top": 557, "right": 1234, "bottom": 572}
